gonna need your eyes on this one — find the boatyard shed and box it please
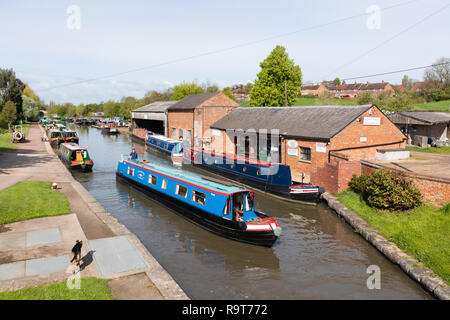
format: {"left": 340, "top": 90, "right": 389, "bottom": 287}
{"left": 167, "top": 92, "right": 240, "bottom": 147}
{"left": 131, "top": 101, "right": 176, "bottom": 135}
{"left": 387, "top": 111, "right": 450, "bottom": 146}
{"left": 210, "top": 105, "right": 406, "bottom": 191}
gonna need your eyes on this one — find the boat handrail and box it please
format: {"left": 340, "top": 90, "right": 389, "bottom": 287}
{"left": 120, "top": 153, "right": 130, "bottom": 162}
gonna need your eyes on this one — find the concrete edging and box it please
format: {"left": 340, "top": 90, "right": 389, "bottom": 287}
{"left": 321, "top": 192, "right": 449, "bottom": 300}
{"left": 39, "top": 125, "right": 189, "bottom": 300}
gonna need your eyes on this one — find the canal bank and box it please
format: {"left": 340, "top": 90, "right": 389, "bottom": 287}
{"left": 0, "top": 123, "right": 188, "bottom": 299}
{"left": 322, "top": 193, "right": 449, "bottom": 300}
{"left": 70, "top": 125, "right": 433, "bottom": 299}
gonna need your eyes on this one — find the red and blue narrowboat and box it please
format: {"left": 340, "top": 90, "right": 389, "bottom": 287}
{"left": 116, "top": 156, "right": 282, "bottom": 247}
{"left": 184, "top": 148, "right": 324, "bottom": 204}
{"left": 58, "top": 143, "right": 93, "bottom": 172}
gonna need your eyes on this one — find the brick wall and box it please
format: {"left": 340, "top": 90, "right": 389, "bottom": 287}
{"left": 361, "top": 161, "right": 450, "bottom": 207}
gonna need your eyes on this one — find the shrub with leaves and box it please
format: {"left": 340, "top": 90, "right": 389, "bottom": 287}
{"left": 349, "top": 169, "right": 422, "bottom": 211}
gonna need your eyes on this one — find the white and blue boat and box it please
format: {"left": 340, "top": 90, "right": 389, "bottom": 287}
{"left": 116, "top": 155, "right": 282, "bottom": 247}
{"left": 145, "top": 132, "right": 183, "bottom": 155}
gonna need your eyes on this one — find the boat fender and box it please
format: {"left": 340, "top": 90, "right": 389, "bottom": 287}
{"left": 140, "top": 160, "right": 149, "bottom": 164}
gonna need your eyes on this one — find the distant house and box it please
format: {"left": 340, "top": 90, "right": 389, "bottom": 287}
{"left": 330, "top": 82, "right": 394, "bottom": 99}
{"left": 300, "top": 84, "right": 326, "bottom": 96}
{"left": 412, "top": 81, "right": 425, "bottom": 92}
{"left": 231, "top": 89, "right": 249, "bottom": 102}
{"left": 388, "top": 111, "right": 450, "bottom": 146}
{"left": 391, "top": 85, "right": 404, "bottom": 91}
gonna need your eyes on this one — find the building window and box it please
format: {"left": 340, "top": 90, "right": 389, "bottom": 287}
{"left": 161, "top": 179, "right": 167, "bottom": 190}
{"left": 171, "top": 128, "right": 176, "bottom": 139}
{"left": 178, "top": 128, "right": 183, "bottom": 140}
{"left": 148, "top": 174, "right": 157, "bottom": 185}
{"left": 175, "top": 184, "right": 188, "bottom": 198}
{"left": 191, "top": 190, "right": 206, "bottom": 206}
{"left": 299, "top": 147, "right": 311, "bottom": 162}
{"left": 127, "top": 167, "right": 134, "bottom": 176}
{"left": 186, "top": 130, "right": 192, "bottom": 143}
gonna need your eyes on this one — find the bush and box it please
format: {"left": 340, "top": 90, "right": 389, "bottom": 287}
{"left": 349, "top": 169, "right": 422, "bottom": 211}
{"left": 443, "top": 202, "right": 450, "bottom": 215}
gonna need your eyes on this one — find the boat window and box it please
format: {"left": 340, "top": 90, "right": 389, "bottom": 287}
{"left": 243, "top": 166, "right": 247, "bottom": 172}
{"left": 148, "top": 174, "right": 157, "bottom": 185}
{"left": 223, "top": 197, "right": 230, "bottom": 216}
{"left": 127, "top": 167, "right": 134, "bottom": 176}
{"left": 245, "top": 193, "right": 254, "bottom": 212}
{"left": 191, "top": 190, "right": 206, "bottom": 206}
{"left": 161, "top": 179, "right": 167, "bottom": 190}
{"left": 175, "top": 184, "right": 188, "bottom": 198}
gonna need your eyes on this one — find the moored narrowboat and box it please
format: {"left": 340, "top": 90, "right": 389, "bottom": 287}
{"left": 184, "top": 147, "right": 324, "bottom": 204}
{"left": 58, "top": 143, "right": 93, "bottom": 172}
{"left": 62, "top": 129, "right": 79, "bottom": 143}
{"left": 145, "top": 133, "right": 183, "bottom": 156}
{"left": 116, "top": 156, "right": 282, "bottom": 247}
{"left": 47, "top": 129, "right": 64, "bottom": 149}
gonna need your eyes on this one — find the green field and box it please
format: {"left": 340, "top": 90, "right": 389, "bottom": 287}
{"left": 239, "top": 96, "right": 356, "bottom": 107}
{"left": 412, "top": 99, "right": 450, "bottom": 112}
{"left": 337, "top": 190, "right": 450, "bottom": 283}
{"left": 0, "top": 122, "right": 30, "bottom": 152}
{"left": 406, "top": 146, "right": 450, "bottom": 154}
{"left": 0, "top": 277, "right": 113, "bottom": 300}
{"left": 0, "top": 181, "right": 71, "bottom": 225}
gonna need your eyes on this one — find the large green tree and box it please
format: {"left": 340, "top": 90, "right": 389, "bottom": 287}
{"left": 171, "top": 82, "right": 204, "bottom": 100}
{"left": 22, "top": 95, "right": 40, "bottom": 121}
{"left": 0, "top": 101, "right": 17, "bottom": 127}
{"left": 0, "top": 69, "right": 25, "bottom": 117}
{"left": 250, "top": 46, "right": 302, "bottom": 106}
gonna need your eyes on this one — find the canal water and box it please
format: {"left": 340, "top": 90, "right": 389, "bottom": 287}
{"left": 71, "top": 125, "right": 431, "bottom": 299}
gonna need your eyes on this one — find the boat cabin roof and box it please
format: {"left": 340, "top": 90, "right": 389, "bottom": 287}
{"left": 61, "top": 143, "right": 88, "bottom": 151}
{"left": 125, "top": 159, "right": 250, "bottom": 196}
{"left": 147, "top": 133, "right": 181, "bottom": 144}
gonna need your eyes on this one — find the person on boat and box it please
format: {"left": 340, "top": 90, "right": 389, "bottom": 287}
{"left": 129, "top": 148, "right": 138, "bottom": 160}
{"left": 234, "top": 199, "right": 244, "bottom": 222}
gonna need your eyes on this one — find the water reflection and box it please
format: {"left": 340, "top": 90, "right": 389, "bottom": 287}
{"left": 70, "top": 125, "right": 432, "bottom": 300}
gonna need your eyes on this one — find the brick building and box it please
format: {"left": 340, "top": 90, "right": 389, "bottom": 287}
{"left": 167, "top": 92, "right": 240, "bottom": 148}
{"left": 331, "top": 82, "right": 395, "bottom": 99}
{"left": 300, "top": 84, "right": 326, "bottom": 96}
{"left": 210, "top": 105, "right": 406, "bottom": 192}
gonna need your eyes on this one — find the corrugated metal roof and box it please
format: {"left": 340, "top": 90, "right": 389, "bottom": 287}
{"left": 132, "top": 101, "right": 177, "bottom": 113}
{"left": 388, "top": 111, "right": 450, "bottom": 125}
{"left": 211, "top": 105, "right": 373, "bottom": 140}
{"left": 168, "top": 92, "right": 219, "bottom": 110}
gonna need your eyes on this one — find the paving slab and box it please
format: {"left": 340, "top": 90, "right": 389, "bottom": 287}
{"left": 0, "top": 232, "right": 26, "bottom": 251}
{"left": 0, "top": 261, "right": 25, "bottom": 281}
{"left": 26, "top": 255, "right": 70, "bottom": 276}
{"left": 26, "top": 228, "right": 61, "bottom": 247}
{"left": 89, "top": 236, "right": 147, "bottom": 276}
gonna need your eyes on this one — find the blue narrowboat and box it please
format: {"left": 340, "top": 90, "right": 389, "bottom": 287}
{"left": 184, "top": 148, "right": 324, "bottom": 203}
{"left": 145, "top": 133, "right": 183, "bottom": 155}
{"left": 116, "top": 156, "right": 282, "bottom": 247}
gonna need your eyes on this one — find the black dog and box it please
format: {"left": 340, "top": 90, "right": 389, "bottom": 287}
{"left": 70, "top": 240, "right": 83, "bottom": 274}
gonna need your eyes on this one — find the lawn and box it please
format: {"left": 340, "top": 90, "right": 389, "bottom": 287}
{"left": 406, "top": 146, "right": 450, "bottom": 154}
{"left": 412, "top": 99, "right": 450, "bottom": 112}
{"left": 0, "top": 181, "right": 71, "bottom": 225}
{"left": 337, "top": 190, "right": 450, "bottom": 283}
{"left": 0, "top": 277, "right": 113, "bottom": 300}
{"left": 0, "top": 122, "right": 30, "bottom": 152}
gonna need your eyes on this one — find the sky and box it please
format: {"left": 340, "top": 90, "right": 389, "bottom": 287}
{"left": 1, "top": 0, "right": 449, "bottom": 104}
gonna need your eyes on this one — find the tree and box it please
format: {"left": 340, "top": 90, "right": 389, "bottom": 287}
{"left": 222, "top": 88, "right": 235, "bottom": 101}
{"left": 422, "top": 57, "right": 450, "bottom": 101}
{"left": 401, "top": 75, "right": 413, "bottom": 89}
{"left": 333, "top": 77, "right": 341, "bottom": 86}
{"left": 22, "top": 95, "right": 40, "bottom": 121}
{"left": 356, "top": 91, "right": 376, "bottom": 105}
{"left": 205, "top": 85, "right": 219, "bottom": 93}
{"left": 0, "top": 69, "right": 25, "bottom": 118}
{"left": 316, "top": 90, "right": 336, "bottom": 105}
{"left": 171, "top": 82, "right": 204, "bottom": 100}
{"left": 22, "top": 85, "right": 40, "bottom": 104}
{"left": 0, "top": 101, "right": 17, "bottom": 127}
{"left": 249, "top": 46, "right": 302, "bottom": 106}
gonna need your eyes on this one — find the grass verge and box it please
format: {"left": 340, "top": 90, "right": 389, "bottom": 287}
{"left": 0, "top": 181, "right": 71, "bottom": 225}
{"left": 0, "top": 277, "right": 113, "bottom": 300}
{"left": 406, "top": 146, "right": 450, "bottom": 154}
{"left": 412, "top": 99, "right": 450, "bottom": 112}
{"left": 336, "top": 190, "right": 450, "bottom": 283}
{"left": 0, "top": 122, "right": 30, "bottom": 152}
